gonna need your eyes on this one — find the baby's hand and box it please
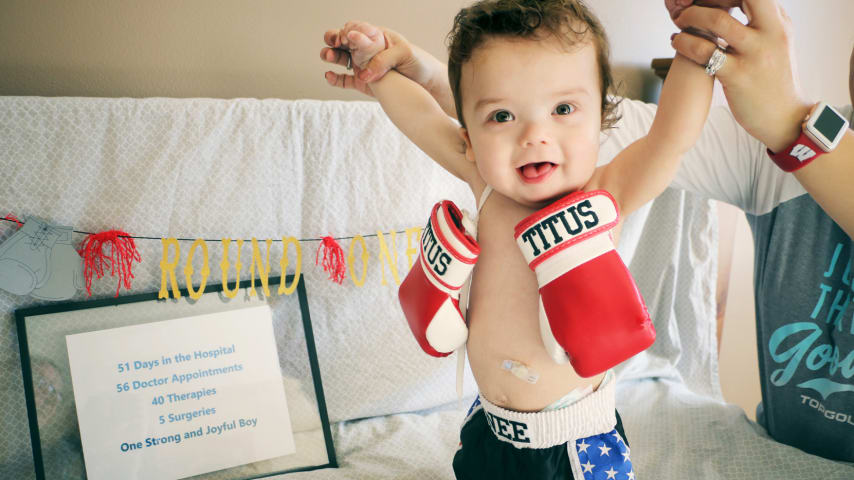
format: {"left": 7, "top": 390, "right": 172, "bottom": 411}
{"left": 666, "top": 0, "right": 740, "bottom": 20}
{"left": 339, "top": 21, "right": 387, "bottom": 70}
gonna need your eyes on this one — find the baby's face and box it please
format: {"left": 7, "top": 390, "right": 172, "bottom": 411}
{"left": 460, "top": 35, "right": 602, "bottom": 208}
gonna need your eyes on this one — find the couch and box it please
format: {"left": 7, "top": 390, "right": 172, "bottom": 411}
{"left": 0, "top": 96, "right": 851, "bottom": 479}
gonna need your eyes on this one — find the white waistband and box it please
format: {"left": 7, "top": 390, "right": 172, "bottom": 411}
{"left": 477, "top": 374, "right": 616, "bottom": 449}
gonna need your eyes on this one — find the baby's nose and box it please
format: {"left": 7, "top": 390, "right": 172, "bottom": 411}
{"left": 519, "top": 122, "right": 551, "bottom": 147}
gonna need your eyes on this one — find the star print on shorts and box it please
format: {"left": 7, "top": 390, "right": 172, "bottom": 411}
{"left": 576, "top": 429, "right": 635, "bottom": 480}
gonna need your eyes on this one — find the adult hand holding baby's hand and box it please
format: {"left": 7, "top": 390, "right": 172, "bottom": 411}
{"left": 320, "top": 22, "right": 383, "bottom": 96}
{"left": 321, "top": 23, "right": 436, "bottom": 97}
{"left": 670, "top": 0, "right": 812, "bottom": 153}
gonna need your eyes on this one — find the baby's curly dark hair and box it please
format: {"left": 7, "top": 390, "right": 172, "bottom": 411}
{"left": 447, "top": 0, "right": 621, "bottom": 130}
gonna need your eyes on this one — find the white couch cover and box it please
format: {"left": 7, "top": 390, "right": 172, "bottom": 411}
{"left": 0, "top": 97, "right": 851, "bottom": 479}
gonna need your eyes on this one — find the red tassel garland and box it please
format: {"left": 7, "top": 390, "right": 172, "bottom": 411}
{"left": 315, "top": 236, "right": 347, "bottom": 284}
{"left": 4, "top": 214, "right": 23, "bottom": 229}
{"left": 77, "top": 230, "right": 142, "bottom": 297}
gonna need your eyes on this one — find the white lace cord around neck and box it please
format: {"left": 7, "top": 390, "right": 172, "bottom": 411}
{"left": 455, "top": 186, "right": 492, "bottom": 403}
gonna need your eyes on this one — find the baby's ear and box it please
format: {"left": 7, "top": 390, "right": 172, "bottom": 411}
{"left": 458, "top": 127, "right": 476, "bottom": 164}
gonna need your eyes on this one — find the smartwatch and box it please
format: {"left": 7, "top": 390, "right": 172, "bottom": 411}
{"left": 767, "top": 102, "right": 850, "bottom": 172}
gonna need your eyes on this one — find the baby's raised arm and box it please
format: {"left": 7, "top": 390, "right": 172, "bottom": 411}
{"left": 373, "top": 71, "right": 473, "bottom": 182}
{"left": 591, "top": 53, "right": 713, "bottom": 217}
{"left": 320, "top": 22, "right": 457, "bottom": 119}
{"left": 337, "top": 24, "right": 475, "bottom": 184}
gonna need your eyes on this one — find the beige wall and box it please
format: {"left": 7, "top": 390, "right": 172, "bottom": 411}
{"left": 7, "top": 0, "right": 850, "bottom": 103}
{"left": 0, "top": 0, "right": 469, "bottom": 99}
{"left": 2, "top": 0, "right": 853, "bottom": 419}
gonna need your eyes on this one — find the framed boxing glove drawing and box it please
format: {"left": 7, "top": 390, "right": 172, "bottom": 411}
{"left": 15, "top": 275, "right": 337, "bottom": 480}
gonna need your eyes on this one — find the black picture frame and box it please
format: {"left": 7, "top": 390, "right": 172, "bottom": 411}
{"left": 16, "top": 274, "right": 337, "bottom": 480}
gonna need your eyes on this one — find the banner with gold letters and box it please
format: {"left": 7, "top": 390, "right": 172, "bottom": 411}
{"left": 0, "top": 215, "right": 422, "bottom": 301}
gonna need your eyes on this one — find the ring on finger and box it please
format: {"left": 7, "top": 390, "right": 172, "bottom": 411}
{"left": 705, "top": 47, "right": 726, "bottom": 76}
{"left": 346, "top": 53, "right": 352, "bottom": 70}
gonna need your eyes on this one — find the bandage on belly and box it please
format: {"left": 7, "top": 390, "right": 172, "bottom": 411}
{"left": 501, "top": 359, "right": 539, "bottom": 384}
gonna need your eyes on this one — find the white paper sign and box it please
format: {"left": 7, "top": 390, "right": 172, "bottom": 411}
{"left": 66, "top": 305, "right": 295, "bottom": 480}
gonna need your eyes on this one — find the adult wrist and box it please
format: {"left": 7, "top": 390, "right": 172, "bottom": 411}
{"left": 407, "top": 44, "right": 439, "bottom": 87}
{"left": 767, "top": 102, "right": 850, "bottom": 172}
{"left": 427, "top": 66, "right": 451, "bottom": 103}
{"left": 764, "top": 103, "right": 813, "bottom": 153}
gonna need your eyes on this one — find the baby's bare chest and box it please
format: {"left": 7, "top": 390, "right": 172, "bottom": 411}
{"left": 467, "top": 201, "right": 540, "bottom": 335}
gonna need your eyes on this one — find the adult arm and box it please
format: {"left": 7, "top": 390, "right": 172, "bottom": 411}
{"left": 672, "top": 0, "right": 854, "bottom": 237}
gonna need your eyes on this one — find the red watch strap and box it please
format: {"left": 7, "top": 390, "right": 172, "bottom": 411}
{"left": 767, "top": 132, "right": 823, "bottom": 172}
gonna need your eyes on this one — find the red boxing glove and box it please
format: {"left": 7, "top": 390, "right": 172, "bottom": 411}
{"left": 514, "top": 190, "right": 655, "bottom": 376}
{"left": 399, "top": 200, "right": 480, "bottom": 357}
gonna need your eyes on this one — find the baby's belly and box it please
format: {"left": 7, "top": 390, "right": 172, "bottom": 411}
{"left": 466, "top": 259, "right": 604, "bottom": 412}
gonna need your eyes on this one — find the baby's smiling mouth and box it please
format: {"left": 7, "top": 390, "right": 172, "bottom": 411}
{"left": 518, "top": 162, "right": 556, "bottom": 183}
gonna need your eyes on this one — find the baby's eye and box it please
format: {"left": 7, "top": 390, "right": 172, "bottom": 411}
{"left": 553, "top": 103, "right": 575, "bottom": 115}
{"left": 491, "top": 110, "right": 515, "bottom": 123}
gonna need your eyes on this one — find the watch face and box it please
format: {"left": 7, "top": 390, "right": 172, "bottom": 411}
{"left": 806, "top": 103, "right": 849, "bottom": 151}
{"left": 814, "top": 107, "right": 846, "bottom": 139}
